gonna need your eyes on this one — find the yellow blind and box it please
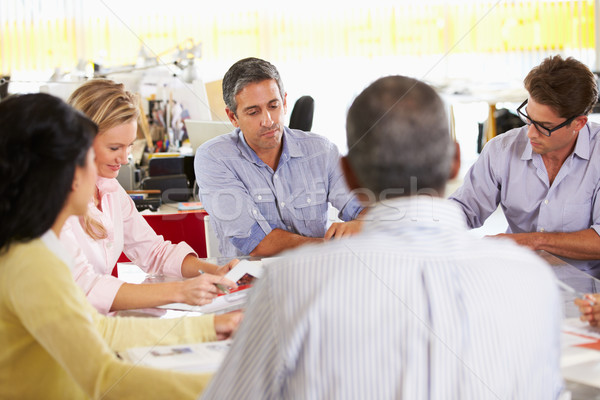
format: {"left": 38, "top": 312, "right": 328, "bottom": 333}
{"left": 0, "top": 1, "right": 595, "bottom": 76}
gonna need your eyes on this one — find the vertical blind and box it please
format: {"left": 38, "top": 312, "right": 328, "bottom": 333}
{"left": 0, "top": 0, "right": 595, "bottom": 80}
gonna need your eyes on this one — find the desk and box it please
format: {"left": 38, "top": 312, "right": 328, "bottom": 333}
{"left": 538, "top": 250, "right": 600, "bottom": 399}
{"left": 540, "top": 250, "right": 600, "bottom": 319}
{"left": 120, "top": 250, "right": 600, "bottom": 398}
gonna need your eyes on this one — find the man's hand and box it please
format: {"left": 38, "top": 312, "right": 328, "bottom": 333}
{"left": 214, "top": 311, "right": 244, "bottom": 340}
{"left": 575, "top": 295, "right": 600, "bottom": 326}
{"left": 324, "top": 219, "right": 364, "bottom": 240}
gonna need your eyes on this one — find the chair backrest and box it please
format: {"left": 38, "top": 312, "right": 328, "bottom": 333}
{"left": 203, "top": 215, "right": 222, "bottom": 258}
{"left": 148, "top": 156, "right": 185, "bottom": 177}
{"left": 289, "top": 95, "right": 315, "bottom": 132}
{"left": 141, "top": 174, "right": 190, "bottom": 203}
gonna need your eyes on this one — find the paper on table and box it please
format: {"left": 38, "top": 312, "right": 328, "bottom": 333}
{"left": 157, "top": 290, "right": 248, "bottom": 314}
{"left": 562, "top": 357, "right": 600, "bottom": 388}
{"left": 561, "top": 317, "right": 600, "bottom": 386}
{"left": 158, "top": 260, "right": 264, "bottom": 313}
{"left": 119, "top": 339, "right": 232, "bottom": 373}
{"left": 225, "top": 260, "right": 263, "bottom": 285}
{"left": 562, "top": 318, "right": 600, "bottom": 340}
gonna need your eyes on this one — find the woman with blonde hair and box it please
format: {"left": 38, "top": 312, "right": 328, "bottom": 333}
{"left": 0, "top": 93, "right": 239, "bottom": 399}
{"left": 61, "top": 79, "right": 236, "bottom": 314}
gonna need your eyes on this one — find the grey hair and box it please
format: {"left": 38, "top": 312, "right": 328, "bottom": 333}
{"left": 222, "top": 57, "right": 285, "bottom": 115}
{"left": 346, "top": 75, "right": 454, "bottom": 198}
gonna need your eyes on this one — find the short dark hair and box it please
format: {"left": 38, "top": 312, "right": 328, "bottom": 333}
{"left": 0, "top": 93, "right": 97, "bottom": 250}
{"left": 222, "top": 57, "right": 285, "bottom": 115}
{"left": 346, "top": 75, "right": 452, "bottom": 198}
{"left": 524, "top": 55, "right": 598, "bottom": 117}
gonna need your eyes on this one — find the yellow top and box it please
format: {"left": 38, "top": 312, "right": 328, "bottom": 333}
{"left": 0, "top": 232, "right": 216, "bottom": 399}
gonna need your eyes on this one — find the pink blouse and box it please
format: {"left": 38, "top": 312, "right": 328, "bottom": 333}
{"left": 60, "top": 177, "right": 195, "bottom": 314}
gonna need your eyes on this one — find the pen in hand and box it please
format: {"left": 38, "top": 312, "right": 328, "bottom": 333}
{"left": 199, "top": 269, "right": 232, "bottom": 294}
{"left": 215, "top": 283, "right": 231, "bottom": 294}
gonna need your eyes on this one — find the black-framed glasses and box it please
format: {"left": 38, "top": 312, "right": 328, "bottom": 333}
{"left": 516, "top": 99, "right": 579, "bottom": 137}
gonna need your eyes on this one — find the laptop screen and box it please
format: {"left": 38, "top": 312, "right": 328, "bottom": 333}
{"left": 184, "top": 120, "right": 234, "bottom": 152}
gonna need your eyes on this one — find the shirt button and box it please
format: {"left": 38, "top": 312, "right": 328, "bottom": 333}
{"left": 281, "top": 202, "right": 286, "bottom": 208}
{"left": 544, "top": 199, "right": 549, "bottom": 205}
{"left": 274, "top": 174, "right": 278, "bottom": 179}
{"left": 307, "top": 198, "right": 312, "bottom": 203}
{"left": 257, "top": 195, "right": 262, "bottom": 200}
{"left": 287, "top": 225, "right": 291, "bottom": 230}
{"left": 540, "top": 228, "right": 545, "bottom": 232}
{"left": 253, "top": 209, "right": 258, "bottom": 215}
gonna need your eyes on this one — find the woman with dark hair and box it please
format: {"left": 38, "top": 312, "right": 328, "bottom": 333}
{"left": 0, "top": 93, "right": 240, "bottom": 399}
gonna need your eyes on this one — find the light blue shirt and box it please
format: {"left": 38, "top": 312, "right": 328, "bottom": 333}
{"left": 202, "top": 197, "right": 563, "bottom": 399}
{"left": 450, "top": 123, "right": 600, "bottom": 276}
{"left": 195, "top": 127, "right": 363, "bottom": 257}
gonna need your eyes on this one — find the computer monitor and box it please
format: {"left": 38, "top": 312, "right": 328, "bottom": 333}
{"left": 184, "top": 120, "right": 234, "bottom": 152}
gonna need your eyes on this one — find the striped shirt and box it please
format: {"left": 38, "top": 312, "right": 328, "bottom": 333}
{"left": 202, "top": 196, "right": 563, "bottom": 400}
{"left": 194, "top": 127, "right": 363, "bottom": 257}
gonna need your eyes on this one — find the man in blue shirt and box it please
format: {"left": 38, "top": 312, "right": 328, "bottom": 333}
{"left": 450, "top": 55, "right": 600, "bottom": 277}
{"left": 195, "top": 58, "right": 364, "bottom": 257}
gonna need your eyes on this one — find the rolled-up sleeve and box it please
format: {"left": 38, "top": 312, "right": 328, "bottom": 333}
{"left": 195, "top": 142, "right": 272, "bottom": 255}
{"left": 117, "top": 187, "right": 196, "bottom": 277}
{"left": 325, "top": 142, "right": 363, "bottom": 221}
{"left": 591, "top": 182, "right": 600, "bottom": 236}
{"left": 60, "top": 217, "right": 125, "bottom": 315}
{"left": 448, "top": 139, "right": 502, "bottom": 229}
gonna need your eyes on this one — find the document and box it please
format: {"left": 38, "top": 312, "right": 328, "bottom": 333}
{"left": 224, "top": 259, "right": 263, "bottom": 285}
{"left": 561, "top": 318, "right": 600, "bottom": 388}
{"left": 157, "top": 260, "right": 264, "bottom": 313}
{"left": 119, "top": 339, "right": 232, "bottom": 373}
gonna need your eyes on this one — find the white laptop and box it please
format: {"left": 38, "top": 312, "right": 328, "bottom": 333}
{"left": 185, "top": 120, "right": 234, "bottom": 152}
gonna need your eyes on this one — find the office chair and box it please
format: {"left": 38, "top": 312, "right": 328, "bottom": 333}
{"left": 289, "top": 95, "right": 315, "bottom": 132}
{"left": 141, "top": 174, "right": 191, "bottom": 203}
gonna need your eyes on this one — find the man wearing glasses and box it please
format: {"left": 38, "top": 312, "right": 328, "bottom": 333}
{"left": 450, "top": 55, "right": 600, "bottom": 277}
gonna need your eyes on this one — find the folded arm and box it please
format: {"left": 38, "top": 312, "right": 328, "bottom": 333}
{"left": 490, "top": 228, "right": 600, "bottom": 260}
{"left": 249, "top": 228, "right": 324, "bottom": 257}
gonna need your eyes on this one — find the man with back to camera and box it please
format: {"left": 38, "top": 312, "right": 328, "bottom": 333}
{"left": 201, "top": 76, "right": 562, "bottom": 399}
{"left": 195, "top": 57, "right": 365, "bottom": 257}
{"left": 449, "top": 55, "right": 600, "bottom": 277}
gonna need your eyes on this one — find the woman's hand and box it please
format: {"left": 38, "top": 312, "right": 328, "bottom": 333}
{"left": 177, "top": 273, "right": 237, "bottom": 306}
{"left": 221, "top": 258, "right": 239, "bottom": 273}
{"left": 197, "top": 258, "right": 239, "bottom": 276}
{"left": 575, "top": 294, "right": 600, "bottom": 326}
{"left": 214, "top": 311, "right": 244, "bottom": 340}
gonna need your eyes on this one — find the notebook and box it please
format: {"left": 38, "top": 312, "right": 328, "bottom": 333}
{"left": 184, "top": 119, "right": 234, "bottom": 152}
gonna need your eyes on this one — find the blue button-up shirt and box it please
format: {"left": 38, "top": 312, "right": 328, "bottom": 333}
{"left": 450, "top": 123, "right": 600, "bottom": 275}
{"left": 195, "top": 127, "right": 363, "bottom": 257}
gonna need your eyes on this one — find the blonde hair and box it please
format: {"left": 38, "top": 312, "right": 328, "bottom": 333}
{"left": 68, "top": 79, "right": 140, "bottom": 240}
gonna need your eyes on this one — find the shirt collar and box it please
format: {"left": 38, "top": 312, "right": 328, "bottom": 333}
{"left": 96, "top": 176, "right": 121, "bottom": 197}
{"left": 236, "top": 126, "right": 303, "bottom": 167}
{"left": 41, "top": 230, "right": 75, "bottom": 271}
{"left": 362, "top": 196, "right": 468, "bottom": 236}
{"left": 573, "top": 124, "right": 591, "bottom": 160}
{"left": 521, "top": 123, "right": 591, "bottom": 161}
